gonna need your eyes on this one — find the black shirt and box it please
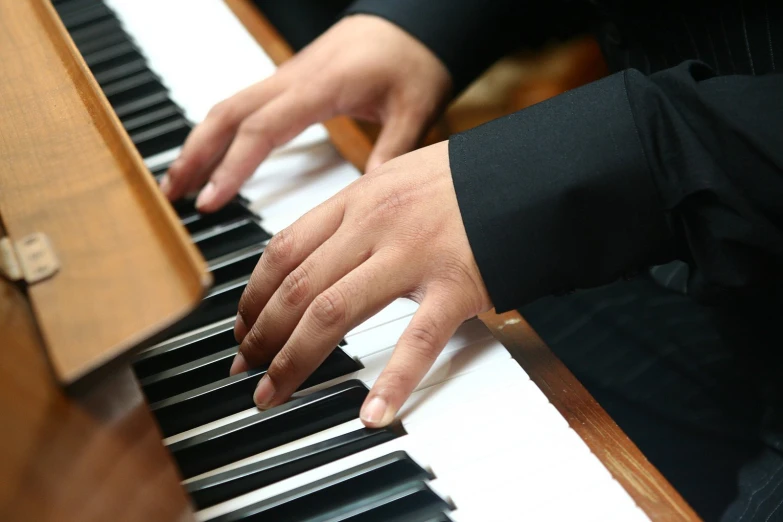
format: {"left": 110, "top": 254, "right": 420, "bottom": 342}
{"left": 346, "top": 0, "right": 783, "bottom": 313}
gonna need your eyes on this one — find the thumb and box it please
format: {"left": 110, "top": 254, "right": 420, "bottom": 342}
{"left": 365, "top": 112, "right": 426, "bottom": 173}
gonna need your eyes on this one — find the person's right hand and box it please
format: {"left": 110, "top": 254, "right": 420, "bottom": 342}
{"left": 161, "top": 14, "right": 453, "bottom": 212}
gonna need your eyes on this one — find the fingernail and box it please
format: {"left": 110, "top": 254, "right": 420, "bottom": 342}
{"left": 229, "top": 351, "right": 248, "bottom": 375}
{"left": 234, "top": 314, "right": 247, "bottom": 342}
{"left": 361, "top": 397, "right": 391, "bottom": 426}
{"left": 254, "top": 376, "right": 276, "bottom": 408}
{"left": 159, "top": 174, "right": 171, "bottom": 196}
{"left": 196, "top": 182, "right": 216, "bottom": 209}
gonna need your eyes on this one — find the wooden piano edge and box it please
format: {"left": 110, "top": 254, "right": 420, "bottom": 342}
{"left": 225, "top": 1, "right": 701, "bottom": 519}
{"left": 483, "top": 310, "right": 700, "bottom": 521}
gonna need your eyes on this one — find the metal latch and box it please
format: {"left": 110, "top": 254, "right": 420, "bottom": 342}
{"left": 0, "top": 233, "right": 60, "bottom": 284}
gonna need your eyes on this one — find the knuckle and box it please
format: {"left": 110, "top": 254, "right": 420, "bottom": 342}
{"left": 207, "top": 100, "right": 235, "bottom": 125}
{"left": 264, "top": 229, "right": 296, "bottom": 269}
{"left": 280, "top": 266, "right": 311, "bottom": 308}
{"left": 405, "top": 323, "right": 440, "bottom": 354}
{"left": 377, "top": 368, "right": 410, "bottom": 394}
{"left": 237, "top": 117, "right": 274, "bottom": 149}
{"left": 370, "top": 186, "right": 409, "bottom": 222}
{"left": 240, "top": 327, "right": 266, "bottom": 359}
{"left": 311, "top": 289, "right": 347, "bottom": 328}
{"left": 268, "top": 350, "right": 299, "bottom": 381}
{"left": 236, "top": 298, "right": 254, "bottom": 330}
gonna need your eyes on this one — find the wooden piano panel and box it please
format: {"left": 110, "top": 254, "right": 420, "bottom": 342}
{"left": 0, "top": 272, "right": 194, "bottom": 522}
{"left": 0, "top": 0, "right": 209, "bottom": 386}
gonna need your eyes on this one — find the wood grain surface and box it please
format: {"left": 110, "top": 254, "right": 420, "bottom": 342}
{"left": 0, "top": 270, "right": 194, "bottom": 522}
{"left": 0, "top": 0, "right": 210, "bottom": 386}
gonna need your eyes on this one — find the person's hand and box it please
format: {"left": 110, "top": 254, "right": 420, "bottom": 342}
{"left": 160, "top": 14, "right": 452, "bottom": 212}
{"left": 230, "top": 141, "right": 492, "bottom": 427}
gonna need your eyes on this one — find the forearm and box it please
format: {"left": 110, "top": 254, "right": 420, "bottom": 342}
{"left": 451, "top": 61, "right": 783, "bottom": 311}
{"left": 345, "top": 0, "right": 554, "bottom": 93}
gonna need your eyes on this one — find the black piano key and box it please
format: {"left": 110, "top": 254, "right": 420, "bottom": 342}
{"left": 312, "top": 482, "right": 452, "bottom": 522}
{"left": 172, "top": 195, "right": 255, "bottom": 221}
{"left": 74, "top": 30, "right": 129, "bottom": 56}
{"left": 149, "top": 159, "right": 173, "bottom": 181}
{"left": 59, "top": 3, "right": 113, "bottom": 31}
{"left": 195, "top": 220, "right": 272, "bottom": 262}
{"left": 102, "top": 71, "right": 167, "bottom": 107}
{"left": 133, "top": 311, "right": 346, "bottom": 378}
{"left": 113, "top": 89, "right": 170, "bottom": 119}
{"left": 134, "top": 325, "right": 237, "bottom": 378}
{"left": 122, "top": 102, "right": 183, "bottom": 133}
{"left": 94, "top": 58, "right": 148, "bottom": 86}
{"left": 164, "top": 277, "right": 246, "bottom": 340}
{"left": 208, "top": 451, "right": 433, "bottom": 522}
{"left": 153, "top": 348, "right": 361, "bottom": 439}
{"left": 183, "top": 203, "right": 255, "bottom": 235}
{"left": 53, "top": 0, "right": 100, "bottom": 10}
{"left": 187, "top": 424, "right": 406, "bottom": 509}
{"left": 69, "top": 17, "right": 124, "bottom": 46}
{"left": 175, "top": 197, "right": 245, "bottom": 223}
{"left": 383, "top": 508, "right": 454, "bottom": 522}
{"left": 83, "top": 41, "right": 142, "bottom": 69}
{"left": 208, "top": 248, "right": 262, "bottom": 287}
{"left": 131, "top": 117, "right": 192, "bottom": 158}
{"left": 170, "top": 196, "right": 199, "bottom": 218}
{"left": 141, "top": 346, "right": 239, "bottom": 403}
{"left": 168, "top": 379, "right": 369, "bottom": 478}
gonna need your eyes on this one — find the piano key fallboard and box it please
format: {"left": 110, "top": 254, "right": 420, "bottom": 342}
{"left": 51, "top": 0, "right": 651, "bottom": 520}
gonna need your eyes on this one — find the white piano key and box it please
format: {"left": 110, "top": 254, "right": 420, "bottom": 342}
{"left": 166, "top": 334, "right": 510, "bottom": 445}
{"left": 196, "top": 362, "right": 536, "bottom": 521}
{"left": 103, "top": 3, "right": 650, "bottom": 518}
{"left": 240, "top": 143, "right": 359, "bottom": 234}
{"left": 143, "top": 146, "right": 181, "bottom": 171}
{"left": 185, "top": 358, "right": 525, "bottom": 484}
{"left": 340, "top": 315, "right": 412, "bottom": 360}
{"left": 342, "top": 316, "right": 494, "bottom": 369}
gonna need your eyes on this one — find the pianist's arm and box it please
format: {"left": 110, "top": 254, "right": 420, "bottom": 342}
{"left": 164, "top": 0, "right": 584, "bottom": 211}
{"left": 233, "top": 61, "right": 783, "bottom": 428}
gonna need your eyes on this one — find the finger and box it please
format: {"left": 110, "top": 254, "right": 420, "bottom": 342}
{"left": 365, "top": 111, "right": 426, "bottom": 173}
{"left": 251, "top": 251, "right": 411, "bottom": 409}
{"left": 162, "top": 76, "right": 287, "bottom": 201}
{"left": 231, "top": 198, "right": 346, "bottom": 370}
{"left": 360, "top": 295, "right": 464, "bottom": 427}
{"left": 195, "top": 86, "right": 336, "bottom": 212}
{"left": 235, "top": 228, "right": 374, "bottom": 372}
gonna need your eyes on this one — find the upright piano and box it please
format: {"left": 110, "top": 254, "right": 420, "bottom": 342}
{"left": 0, "top": 1, "right": 699, "bottom": 520}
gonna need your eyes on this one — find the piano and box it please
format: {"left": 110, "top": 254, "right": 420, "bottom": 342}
{"left": 0, "top": 0, "right": 699, "bottom": 520}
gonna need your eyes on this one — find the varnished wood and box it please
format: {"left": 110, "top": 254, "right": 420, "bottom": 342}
{"left": 0, "top": 274, "right": 194, "bottom": 522}
{"left": 0, "top": 0, "right": 210, "bottom": 386}
{"left": 225, "top": 0, "right": 374, "bottom": 173}
{"left": 481, "top": 310, "right": 700, "bottom": 521}
{"left": 226, "top": 3, "right": 700, "bottom": 519}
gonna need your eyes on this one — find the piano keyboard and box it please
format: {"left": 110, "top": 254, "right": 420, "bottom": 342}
{"left": 53, "top": 0, "right": 651, "bottom": 519}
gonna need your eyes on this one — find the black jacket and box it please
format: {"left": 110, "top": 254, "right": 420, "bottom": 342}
{"left": 345, "top": 0, "right": 783, "bottom": 313}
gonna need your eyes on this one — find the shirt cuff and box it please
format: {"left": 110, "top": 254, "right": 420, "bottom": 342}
{"left": 450, "top": 70, "right": 675, "bottom": 312}
{"left": 344, "top": 0, "right": 527, "bottom": 93}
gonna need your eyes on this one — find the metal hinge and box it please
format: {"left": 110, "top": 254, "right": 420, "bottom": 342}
{"left": 0, "top": 233, "right": 60, "bottom": 284}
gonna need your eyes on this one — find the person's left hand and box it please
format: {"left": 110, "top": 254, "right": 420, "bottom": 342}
{"left": 230, "top": 140, "right": 492, "bottom": 427}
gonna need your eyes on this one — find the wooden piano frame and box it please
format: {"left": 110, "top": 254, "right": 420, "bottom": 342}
{"left": 0, "top": 0, "right": 699, "bottom": 520}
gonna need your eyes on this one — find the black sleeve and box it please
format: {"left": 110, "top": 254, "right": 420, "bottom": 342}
{"left": 344, "top": 0, "right": 583, "bottom": 94}
{"left": 450, "top": 61, "right": 783, "bottom": 312}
